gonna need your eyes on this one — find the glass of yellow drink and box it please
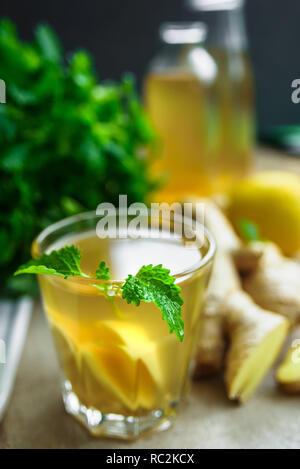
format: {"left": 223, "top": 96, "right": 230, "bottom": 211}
{"left": 32, "top": 211, "right": 215, "bottom": 439}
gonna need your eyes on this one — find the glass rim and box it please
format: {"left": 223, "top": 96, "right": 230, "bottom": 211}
{"left": 32, "top": 210, "right": 216, "bottom": 284}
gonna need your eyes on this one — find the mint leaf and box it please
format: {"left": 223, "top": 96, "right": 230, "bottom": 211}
{"left": 238, "top": 218, "right": 261, "bottom": 242}
{"left": 122, "top": 264, "right": 184, "bottom": 342}
{"left": 14, "top": 245, "right": 85, "bottom": 279}
{"left": 96, "top": 261, "right": 111, "bottom": 280}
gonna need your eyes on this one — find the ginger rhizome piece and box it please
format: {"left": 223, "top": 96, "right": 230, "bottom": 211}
{"left": 224, "top": 291, "right": 289, "bottom": 403}
{"left": 242, "top": 242, "right": 300, "bottom": 325}
{"left": 190, "top": 200, "right": 291, "bottom": 402}
{"left": 194, "top": 251, "right": 239, "bottom": 377}
{"left": 276, "top": 327, "right": 300, "bottom": 394}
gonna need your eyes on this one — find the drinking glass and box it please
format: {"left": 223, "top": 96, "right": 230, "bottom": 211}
{"left": 32, "top": 211, "right": 215, "bottom": 439}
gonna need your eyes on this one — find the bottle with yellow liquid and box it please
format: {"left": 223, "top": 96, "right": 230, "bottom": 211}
{"left": 145, "top": 14, "right": 255, "bottom": 202}
{"left": 32, "top": 211, "right": 215, "bottom": 439}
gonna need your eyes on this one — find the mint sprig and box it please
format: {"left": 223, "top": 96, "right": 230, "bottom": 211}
{"left": 96, "top": 261, "right": 111, "bottom": 280}
{"left": 121, "top": 265, "right": 184, "bottom": 341}
{"left": 14, "top": 245, "right": 85, "bottom": 278}
{"left": 14, "top": 246, "right": 184, "bottom": 342}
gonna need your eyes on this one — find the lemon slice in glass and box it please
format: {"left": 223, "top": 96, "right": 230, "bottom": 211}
{"left": 80, "top": 321, "right": 164, "bottom": 411}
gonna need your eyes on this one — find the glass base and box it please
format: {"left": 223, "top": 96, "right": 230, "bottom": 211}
{"left": 62, "top": 381, "right": 178, "bottom": 440}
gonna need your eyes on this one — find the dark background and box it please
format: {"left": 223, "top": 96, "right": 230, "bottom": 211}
{"left": 1, "top": 0, "right": 300, "bottom": 133}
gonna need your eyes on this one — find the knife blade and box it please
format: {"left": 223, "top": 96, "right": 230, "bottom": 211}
{"left": 0, "top": 297, "right": 32, "bottom": 420}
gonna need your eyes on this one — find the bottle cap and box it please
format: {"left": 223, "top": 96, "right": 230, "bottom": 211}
{"left": 159, "top": 22, "right": 207, "bottom": 44}
{"left": 187, "top": 0, "right": 244, "bottom": 11}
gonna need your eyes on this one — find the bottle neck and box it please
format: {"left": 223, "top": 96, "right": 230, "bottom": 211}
{"left": 149, "top": 41, "right": 218, "bottom": 86}
{"left": 150, "top": 42, "right": 206, "bottom": 74}
{"left": 199, "top": 7, "right": 247, "bottom": 51}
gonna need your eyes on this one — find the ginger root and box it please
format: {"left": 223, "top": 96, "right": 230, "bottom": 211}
{"left": 193, "top": 200, "right": 241, "bottom": 377}
{"left": 195, "top": 250, "right": 290, "bottom": 401}
{"left": 276, "top": 327, "right": 300, "bottom": 393}
{"left": 232, "top": 244, "right": 263, "bottom": 274}
{"left": 193, "top": 201, "right": 291, "bottom": 402}
{"left": 196, "top": 198, "right": 262, "bottom": 271}
{"left": 202, "top": 199, "right": 241, "bottom": 252}
{"left": 194, "top": 251, "right": 239, "bottom": 377}
{"left": 224, "top": 290, "right": 289, "bottom": 403}
{"left": 242, "top": 241, "right": 300, "bottom": 325}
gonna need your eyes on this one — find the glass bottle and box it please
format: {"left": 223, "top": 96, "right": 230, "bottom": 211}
{"left": 187, "top": 0, "right": 255, "bottom": 181}
{"left": 144, "top": 16, "right": 255, "bottom": 202}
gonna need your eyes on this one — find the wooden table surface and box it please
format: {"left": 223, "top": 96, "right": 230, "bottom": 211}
{"left": 1, "top": 147, "right": 300, "bottom": 449}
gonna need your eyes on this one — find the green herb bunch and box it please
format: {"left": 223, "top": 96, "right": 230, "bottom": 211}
{"left": 0, "top": 19, "right": 157, "bottom": 296}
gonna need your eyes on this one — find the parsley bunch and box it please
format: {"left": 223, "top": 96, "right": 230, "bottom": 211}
{"left": 15, "top": 246, "right": 184, "bottom": 342}
{"left": 0, "top": 19, "right": 157, "bottom": 296}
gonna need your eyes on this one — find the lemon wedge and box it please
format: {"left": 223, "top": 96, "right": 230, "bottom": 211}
{"left": 80, "top": 321, "right": 164, "bottom": 411}
{"left": 48, "top": 310, "right": 125, "bottom": 346}
{"left": 102, "top": 320, "right": 163, "bottom": 383}
{"left": 49, "top": 315, "right": 164, "bottom": 411}
{"left": 50, "top": 321, "right": 83, "bottom": 396}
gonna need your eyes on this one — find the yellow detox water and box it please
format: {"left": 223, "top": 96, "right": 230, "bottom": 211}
{"left": 145, "top": 51, "right": 254, "bottom": 201}
{"left": 36, "top": 224, "right": 213, "bottom": 437}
